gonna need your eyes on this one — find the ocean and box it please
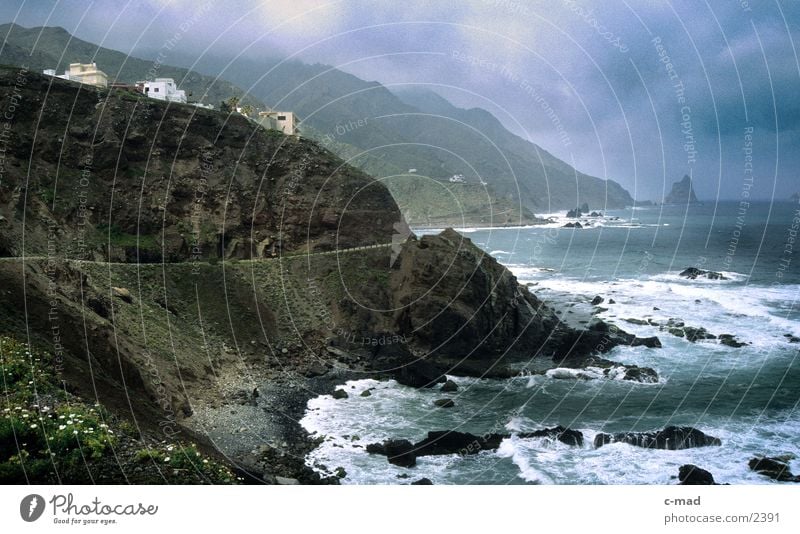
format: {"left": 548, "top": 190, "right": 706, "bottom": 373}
{"left": 300, "top": 201, "right": 800, "bottom": 484}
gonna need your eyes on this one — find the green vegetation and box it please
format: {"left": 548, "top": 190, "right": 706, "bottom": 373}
{"left": 0, "top": 335, "right": 239, "bottom": 484}
{"left": 0, "top": 336, "right": 116, "bottom": 482}
{"left": 385, "top": 175, "right": 539, "bottom": 227}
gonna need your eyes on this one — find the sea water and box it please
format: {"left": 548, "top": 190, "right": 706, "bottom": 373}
{"left": 301, "top": 201, "right": 800, "bottom": 484}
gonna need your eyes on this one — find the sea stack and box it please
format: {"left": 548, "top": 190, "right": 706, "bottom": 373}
{"left": 664, "top": 175, "right": 699, "bottom": 204}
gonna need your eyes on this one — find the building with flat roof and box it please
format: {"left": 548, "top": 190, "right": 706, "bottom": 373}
{"left": 43, "top": 62, "right": 108, "bottom": 88}
{"left": 257, "top": 110, "right": 298, "bottom": 135}
{"left": 139, "top": 78, "right": 187, "bottom": 103}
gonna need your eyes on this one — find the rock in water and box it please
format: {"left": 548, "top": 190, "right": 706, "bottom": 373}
{"left": 410, "top": 478, "right": 433, "bottom": 485}
{"left": 719, "top": 334, "right": 747, "bottom": 347}
{"left": 748, "top": 457, "right": 800, "bottom": 482}
{"left": 679, "top": 464, "right": 716, "bottom": 485}
{"left": 433, "top": 398, "right": 455, "bottom": 408}
{"left": 331, "top": 389, "right": 349, "bottom": 400}
{"left": 384, "top": 439, "right": 417, "bottom": 468}
{"left": 630, "top": 336, "right": 662, "bottom": 348}
{"left": 519, "top": 426, "right": 584, "bottom": 447}
{"left": 440, "top": 379, "right": 459, "bottom": 392}
{"left": 591, "top": 295, "right": 604, "bottom": 305}
{"left": 680, "top": 267, "right": 727, "bottom": 280}
{"left": 593, "top": 426, "right": 721, "bottom": 450}
{"left": 664, "top": 175, "right": 700, "bottom": 204}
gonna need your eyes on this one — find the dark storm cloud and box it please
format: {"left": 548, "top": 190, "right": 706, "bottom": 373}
{"left": 1, "top": 0, "right": 797, "bottom": 200}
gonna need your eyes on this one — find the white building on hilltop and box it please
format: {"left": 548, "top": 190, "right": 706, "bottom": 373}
{"left": 43, "top": 62, "right": 108, "bottom": 88}
{"left": 257, "top": 110, "right": 298, "bottom": 135}
{"left": 139, "top": 78, "right": 187, "bottom": 103}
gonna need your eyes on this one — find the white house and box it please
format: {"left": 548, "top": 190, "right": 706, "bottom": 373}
{"left": 257, "top": 110, "right": 298, "bottom": 135}
{"left": 139, "top": 78, "right": 187, "bottom": 103}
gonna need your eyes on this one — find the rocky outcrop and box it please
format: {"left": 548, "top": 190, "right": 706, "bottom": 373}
{"left": 680, "top": 267, "right": 727, "bottom": 280}
{"left": 748, "top": 457, "right": 800, "bottom": 482}
{"left": 367, "top": 427, "right": 584, "bottom": 467}
{"left": 664, "top": 175, "right": 699, "bottom": 204}
{"left": 678, "top": 465, "right": 716, "bottom": 485}
{"left": 594, "top": 426, "right": 721, "bottom": 450}
{"left": 386, "top": 230, "right": 562, "bottom": 372}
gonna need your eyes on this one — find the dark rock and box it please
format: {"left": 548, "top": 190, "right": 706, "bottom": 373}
{"left": 625, "top": 318, "right": 649, "bottom": 325}
{"left": 86, "top": 296, "right": 111, "bottom": 319}
{"left": 679, "top": 464, "right": 716, "bottom": 485}
{"left": 748, "top": 457, "right": 800, "bottom": 482}
{"left": 387, "top": 229, "right": 595, "bottom": 377}
{"left": 331, "top": 389, "right": 349, "bottom": 400}
{"left": 683, "top": 326, "right": 716, "bottom": 342}
{"left": 433, "top": 398, "right": 455, "bottom": 408}
{"left": 360, "top": 390, "right": 372, "bottom": 397}
{"left": 719, "top": 334, "right": 747, "bottom": 347}
{"left": 563, "top": 222, "right": 583, "bottom": 228}
{"left": 410, "top": 478, "right": 433, "bottom": 485}
{"left": 392, "top": 358, "right": 447, "bottom": 388}
{"left": 594, "top": 426, "right": 721, "bottom": 450}
{"left": 440, "top": 379, "right": 458, "bottom": 392}
{"left": 665, "top": 175, "right": 700, "bottom": 204}
{"left": 630, "top": 336, "right": 662, "bottom": 348}
{"left": 384, "top": 439, "right": 417, "bottom": 468}
{"left": 414, "top": 430, "right": 505, "bottom": 456}
{"left": 623, "top": 366, "right": 659, "bottom": 383}
{"left": 607, "top": 298, "right": 615, "bottom": 304}
{"left": 581, "top": 202, "right": 590, "bottom": 212}
{"left": 566, "top": 208, "right": 582, "bottom": 218}
{"left": 365, "top": 442, "right": 386, "bottom": 454}
{"left": 519, "top": 426, "right": 584, "bottom": 447}
{"left": 369, "top": 427, "right": 584, "bottom": 467}
{"left": 669, "top": 328, "right": 685, "bottom": 338}
{"left": 784, "top": 334, "right": 800, "bottom": 343}
{"left": 304, "top": 362, "right": 329, "bottom": 377}
{"left": 591, "top": 295, "right": 604, "bottom": 305}
{"left": 680, "top": 267, "right": 727, "bottom": 280}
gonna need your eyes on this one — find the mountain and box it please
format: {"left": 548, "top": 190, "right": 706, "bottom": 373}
{"left": 664, "top": 175, "right": 699, "bottom": 204}
{"left": 0, "top": 23, "right": 258, "bottom": 107}
{"left": 193, "top": 57, "right": 635, "bottom": 213}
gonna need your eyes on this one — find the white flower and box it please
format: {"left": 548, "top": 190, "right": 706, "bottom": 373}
{"left": 164, "top": 457, "right": 170, "bottom": 462}
{"left": 30, "top": 424, "right": 37, "bottom": 429}
{"left": 58, "top": 425, "right": 66, "bottom": 430}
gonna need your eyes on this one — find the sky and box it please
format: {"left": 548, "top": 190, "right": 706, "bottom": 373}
{"left": 2, "top": 0, "right": 799, "bottom": 201}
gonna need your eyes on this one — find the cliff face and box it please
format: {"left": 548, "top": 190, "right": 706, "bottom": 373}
{"left": 389, "top": 229, "right": 561, "bottom": 366}
{"left": 664, "top": 175, "right": 699, "bottom": 204}
{"left": 0, "top": 66, "right": 400, "bottom": 260}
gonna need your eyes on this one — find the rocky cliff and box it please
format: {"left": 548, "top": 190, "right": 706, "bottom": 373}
{"left": 664, "top": 174, "right": 699, "bottom": 204}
